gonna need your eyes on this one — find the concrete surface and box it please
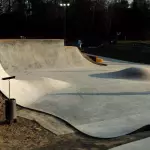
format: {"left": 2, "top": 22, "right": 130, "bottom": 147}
{"left": 110, "top": 137, "right": 150, "bottom": 150}
{"left": 18, "top": 108, "right": 74, "bottom": 135}
{"left": 0, "top": 39, "right": 94, "bottom": 72}
{"left": 0, "top": 39, "right": 150, "bottom": 138}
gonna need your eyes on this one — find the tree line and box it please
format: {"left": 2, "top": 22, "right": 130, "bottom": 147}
{"left": 0, "top": 0, "right": 150, "bottom": 41}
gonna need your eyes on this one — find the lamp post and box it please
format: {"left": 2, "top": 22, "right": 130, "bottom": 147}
{"left": 92, "top": 4, "right": 96, "bottom": 28}
{"left": 59, "top": 3, "right": 70, "bottom": 45}
{"left": 8, "top": 0, "right": 10, "bottom": 11}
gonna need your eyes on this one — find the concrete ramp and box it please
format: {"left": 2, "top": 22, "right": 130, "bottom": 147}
{"left": 1, "top": 39, "right": 150, "bottom": 138}
{"left": 0, "top": 63, "right": 71, "bottom": 106}
{"left": 0, "top": 39, "right": 94, "bottom": 72}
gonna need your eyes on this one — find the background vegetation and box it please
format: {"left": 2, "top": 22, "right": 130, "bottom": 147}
{"left": 0, "top": 0, "right": 150, "bottom": 41}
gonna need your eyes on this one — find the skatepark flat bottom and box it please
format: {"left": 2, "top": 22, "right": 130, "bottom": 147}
{"left": 110, "top": 137, "right": 150, "bottom": 150}
{"left": 1, "top": 40, "right": 150, "bottom": 138}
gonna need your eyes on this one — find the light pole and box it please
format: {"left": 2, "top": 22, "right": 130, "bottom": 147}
{"left": 59, "top": 3, "right": 70, "bottom": 45}
{"left": 92, "top": 4, "right": 96, "bottom": 28}
{"left": 8, "top": 0, "right": 10, "bottom": 11}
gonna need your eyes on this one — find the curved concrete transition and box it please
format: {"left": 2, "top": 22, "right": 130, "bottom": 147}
{"left": 110, "top": 137, "right": 150, "bottom": 150}
{"left": 0, "top": 39, "right": 94, "bottom": 71}
{"left": 1, "top": 39, "right": 150, "bottom": 138}
{"left": 90, "top": 67, "right": 150, "bottom": 81}
{"left": 119, "top": 67, "right": 150, "bottom": 79}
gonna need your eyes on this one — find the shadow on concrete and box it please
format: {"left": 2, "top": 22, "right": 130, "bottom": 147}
{"left": 89, "top": 71, "right": 150, "bottom": 81}
{"left": 49, "top": 92, "right": 150, "bottom": 96}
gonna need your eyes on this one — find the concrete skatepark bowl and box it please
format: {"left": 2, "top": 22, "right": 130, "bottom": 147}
{"left": 110, "top": 137, "right": 150, "bottom": 150}
{"left": 0, "top": 39, "right": 150, "bottom": 138}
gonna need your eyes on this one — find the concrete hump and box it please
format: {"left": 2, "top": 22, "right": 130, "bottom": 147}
{"left": 90, "top": 67, "right": 150, "bottom": 81}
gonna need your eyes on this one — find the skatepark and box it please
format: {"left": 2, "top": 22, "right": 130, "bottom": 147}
{"left": 1, "top": 39, "right": 150, "bottom": 141}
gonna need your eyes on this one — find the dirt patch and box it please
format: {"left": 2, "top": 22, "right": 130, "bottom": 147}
{"left": 0, "top": 117, "right": 55, "bottom": 150}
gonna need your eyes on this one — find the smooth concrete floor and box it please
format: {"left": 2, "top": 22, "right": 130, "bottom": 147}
{"left": 110, "top": 137, "right": 150, "bottom": 150}
{"left": 2, "top": 56, "right": 150, "bottom": 138}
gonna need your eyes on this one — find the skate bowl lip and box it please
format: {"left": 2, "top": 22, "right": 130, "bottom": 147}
{"left": 0, "top": 39, "right": 64, "bottom": 42}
